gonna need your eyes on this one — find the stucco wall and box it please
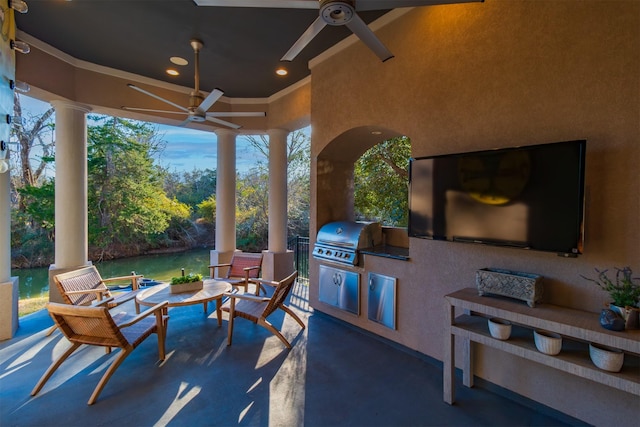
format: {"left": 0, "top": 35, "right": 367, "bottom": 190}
{"left": 309, "top": 1, "right": 639, "bottom": 424}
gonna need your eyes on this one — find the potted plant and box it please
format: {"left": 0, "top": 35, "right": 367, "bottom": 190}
{"left": 581, "top": 266, "right": 640, "bottom": 329}
{"left": 170, "top": 273, "right": 204, "bottom": 294}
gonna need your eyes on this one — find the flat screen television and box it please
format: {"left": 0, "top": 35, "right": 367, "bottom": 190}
{"left": 408, "top": 140, "right": 586, "bottom": 256}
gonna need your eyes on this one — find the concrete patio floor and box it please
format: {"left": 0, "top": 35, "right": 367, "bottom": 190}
{"left": 0, "top": 281, "right": 586, "bottom": 427}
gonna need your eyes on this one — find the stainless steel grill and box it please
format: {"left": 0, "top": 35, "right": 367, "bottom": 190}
{"left": 312, "top": 221, "right": 382, "bottom": 266}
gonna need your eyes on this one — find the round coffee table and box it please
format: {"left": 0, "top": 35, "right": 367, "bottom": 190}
{"left": 136, "top": 279, "right": 232, "bottom": 326}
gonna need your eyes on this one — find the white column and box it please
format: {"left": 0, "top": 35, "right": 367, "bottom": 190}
{"left": 52, "top": 100, "right": 91, "bottom": 267}
{"left": 268, "top": 128, "right": 289, "bottom": 252}
{"left": 0, "top": 142, "right": 9, "bottom": 282}
{"left": 214, "top": 129, "right": 237, "bottom": 254}
{"left": 48, "top": 101, "right": 91, "bottom": 302}
{"left": 0, "top": 139, "right": 19, "bottom": 340}
{"left": 262, "top": 128, "right": 294, "bottom": 281}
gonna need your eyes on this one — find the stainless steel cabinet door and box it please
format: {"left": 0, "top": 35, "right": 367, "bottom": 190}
{"left": 368, "top": 273, "right": 396, "bottom": 329}
{"left": 319, "top": 265, "right": 360, "bottom": 315}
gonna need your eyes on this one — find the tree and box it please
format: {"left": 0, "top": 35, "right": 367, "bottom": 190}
{"left": 242, "top": 129, "right": 311, "bottom": 242}
{"left": 354, "top": 136, "right": 410, "bottom": 227}
{"left": 87, "top": 116, "right": 192, "bottom": 259}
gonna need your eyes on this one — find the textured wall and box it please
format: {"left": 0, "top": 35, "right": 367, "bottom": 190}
{"left": 309, "top": 1, "right": 639, "bottom": 424}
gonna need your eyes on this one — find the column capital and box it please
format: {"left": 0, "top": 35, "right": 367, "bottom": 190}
{"left": 50, "top": 100, "right": 92, "bottom": 114}
{"left": 214, "top": 128, "right": 239, "bottom": 138}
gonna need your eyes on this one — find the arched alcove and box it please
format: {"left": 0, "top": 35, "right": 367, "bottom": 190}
{"left": 316, "top": 125, "right": 408, "bottom": 236}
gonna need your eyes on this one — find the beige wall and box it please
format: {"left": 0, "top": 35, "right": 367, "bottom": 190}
{"left": 309, "top": 1, "right": 639, "bottom": 424}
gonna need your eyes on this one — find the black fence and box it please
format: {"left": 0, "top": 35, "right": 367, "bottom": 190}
{"left": 287, "top": 236, "right": 309, "bottom": 284}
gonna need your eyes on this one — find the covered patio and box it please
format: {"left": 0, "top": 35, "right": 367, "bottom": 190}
{"left": 0, "top": 282, "right": 580, "bottom": 426}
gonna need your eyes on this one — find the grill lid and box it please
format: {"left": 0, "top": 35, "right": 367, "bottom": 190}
{"left": 313, "top": 221, "right": 382, "bottom": 265}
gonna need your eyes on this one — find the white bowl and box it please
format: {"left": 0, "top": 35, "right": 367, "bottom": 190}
{"left": 488, "top": 318, "right": 512, "bottom": 340}
{"left": 534, "top": 330, "right": 562, "bottom": 355}
{"left": 589, "top": 343, "right": 624, "bottom": 372}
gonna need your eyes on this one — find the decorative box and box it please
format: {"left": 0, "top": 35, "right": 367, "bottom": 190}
{"left": 476, "top": 268, "right": 543, "bottom": 307}
{"left": 169, "top": 281, "right": 203, "bottom": 294}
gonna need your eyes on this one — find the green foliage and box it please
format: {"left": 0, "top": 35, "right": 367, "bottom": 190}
{"left": 354, "top": 136, "right": 410, "bottom": 227}
{"left": 86, "top": 116, "right": 192, "bottom": 251}
{"left": 582, "top": 267, "right": 640, "bottom": 308}
{"left": 197, "top": 196, "right": 217, "bottom": 223}
{"left": 170, "top": 273, "right": 203, "bottom": 285}
{"left": 164, "top": 169, "right": 217, "bottom": 211}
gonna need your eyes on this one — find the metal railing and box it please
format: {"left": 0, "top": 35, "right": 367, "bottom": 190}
{"left": 287, "top": 236, "right": 309, "bottom": 284}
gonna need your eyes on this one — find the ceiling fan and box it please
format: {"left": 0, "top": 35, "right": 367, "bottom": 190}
{"left": 122, "top": 39, "right": 266, "bottom": 129}
{"left": 194, "top": 0, "right": 483, "bottom": 62}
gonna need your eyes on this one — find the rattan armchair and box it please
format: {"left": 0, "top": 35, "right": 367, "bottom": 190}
{"left": 46, "top": 266, "right": 144, "bottom": 336}
{"left": 222, "top": 271, "right": 304, "bottom": 349}
{"left": 31, "top": 300, "right": 169, "bottom": 405}
{"left": 209, "top": 252, "right": 264, "bottom": 294}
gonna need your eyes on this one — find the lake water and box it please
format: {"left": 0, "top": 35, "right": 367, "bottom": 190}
{"left": 11, "top": 248, "right": 213, "bottom": 300}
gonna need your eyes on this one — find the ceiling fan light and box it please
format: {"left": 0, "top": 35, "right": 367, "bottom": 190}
{"left": 10, "top": 0, "right": 28, "bottom": 13}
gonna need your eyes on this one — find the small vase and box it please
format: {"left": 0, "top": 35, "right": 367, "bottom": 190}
{"left": 609, "top": 304, "right": 639, "bottom": 330}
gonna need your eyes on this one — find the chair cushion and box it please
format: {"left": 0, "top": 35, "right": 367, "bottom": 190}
{"left": 222, "top": 299, "right": 266, "bottom": 322}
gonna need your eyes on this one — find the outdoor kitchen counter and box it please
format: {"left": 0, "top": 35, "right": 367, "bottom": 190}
{"left": 360, "top": 245, "right": 409, "bottom": 261}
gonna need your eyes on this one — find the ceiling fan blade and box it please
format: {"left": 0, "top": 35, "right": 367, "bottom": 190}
{"left": 354, "top": 0, "right": 484, "bottom": 12}
{"left": 206, "top": 112, "right": 266, "bottom": 117}
{"left": 345, "top": 14, "right": 394, "bottom": 61}
{"left": 193, "top": 0, "right": 319, "bottom": 9}
{"left": 205, "top": 116, "right": 242, "bottom": 129}
{"left": 196, "top": 88, "right": 225, "bottom": 114}
{"left": 281, "top": 16, "right": 328, "bottom": 62}
{"left": 121, "top": 107, "right": 187, "bottom": 115}
{"left": 127, "top": 84, "right": 189, "bottom": 113}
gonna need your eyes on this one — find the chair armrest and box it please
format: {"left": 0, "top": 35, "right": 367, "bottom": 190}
{"left": 93, "top": 296, "right": 116, "bottom": 307}
{"left": 223, "top": 292, "right": 269, "bottom": 303}
{"left": 250, "top": 278, "right": 280, "bottom": 288}
{"left": 103, "top": 274, "right": 144, "bottom": 290}
{"left": 117, "top": 301, "right": 169, "bottom": 328}
{"left": 208, "top": 263, "right": 232, "bottom": 269}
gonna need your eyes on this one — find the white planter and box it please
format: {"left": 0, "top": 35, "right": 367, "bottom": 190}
{"left": 589, "top": 343, "right": 624, "bottom": 372}
{"left": 487, "top": 318, "right": 511, "bottom": 340}
{"left": 534, "top": 329, "right": 562, "bottom": 355}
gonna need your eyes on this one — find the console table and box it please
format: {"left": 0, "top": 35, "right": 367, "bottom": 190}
{"left": 443, "top": 288, "right": 640, "bottom": 404}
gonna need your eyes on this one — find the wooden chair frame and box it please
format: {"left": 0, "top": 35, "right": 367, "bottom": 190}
{"left": 32, "top": 301, "right": 169, "bottom": 405}
{"left": 222, "top": 271, "right": 305, "bottom": 349}
{"left": 209, "top": 252, "right": 264, "bottom": 295}
{"left": 47, "top": 266, "right": 144, "bottom": 336}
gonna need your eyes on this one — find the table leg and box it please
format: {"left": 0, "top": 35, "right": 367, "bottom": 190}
{"left": 216, "top": 297, "right": 223, "bottom": 326}
{"left": 443, "top": 299, "right": 455, "bottom": 404}
{"left": 203, "top": 301, "right": 208, "bottom": 313}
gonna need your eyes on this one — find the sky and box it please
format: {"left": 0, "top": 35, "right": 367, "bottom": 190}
{"left": 19, "top": 95, "right": 277, "bottom": 174}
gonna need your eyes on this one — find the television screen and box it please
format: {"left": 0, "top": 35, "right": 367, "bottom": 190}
{"left": 408, "top": 140, "right": 586, "bottom": 256}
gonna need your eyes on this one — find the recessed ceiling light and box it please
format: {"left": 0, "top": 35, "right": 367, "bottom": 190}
{"left": 170, "top": 56, "right": 188, "bottom": 66}
{"left": 371, "top": 131, "right": 382, "bottom": 135}
{"left": 276, "top": 67, "right": 288, "bottom": 76}
{"left": 166, "top": 69, "right": 179, "bottom": 76}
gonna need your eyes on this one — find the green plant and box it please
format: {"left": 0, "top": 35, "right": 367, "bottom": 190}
{"left": 581, "top": 267, "right": 640, "bottom": 308}
{"left": 170, "top": 273, "right": 203, "bottom": 285}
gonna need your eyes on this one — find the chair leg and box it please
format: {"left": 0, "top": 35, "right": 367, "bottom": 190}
{"left": 280, "top": 305, "right": 306, "bottom": 329}
{"left": 259, "top": 319, "right": 292, "bottom": 349}
{"left": 227, "top": 298, "right": 236, "bottom": 346}
{"left": 88, "top": 348, "right": 132, "bottom": 405}
{"left": 31, "top": 342, "right": 82, "bottom": 397}
{"left": 155, "top": 311, "right": 168, "bottom": 361}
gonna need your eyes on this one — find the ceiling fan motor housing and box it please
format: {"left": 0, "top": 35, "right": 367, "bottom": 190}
{"left": 320, "top": 0, "right": 355, "bottom": 26}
